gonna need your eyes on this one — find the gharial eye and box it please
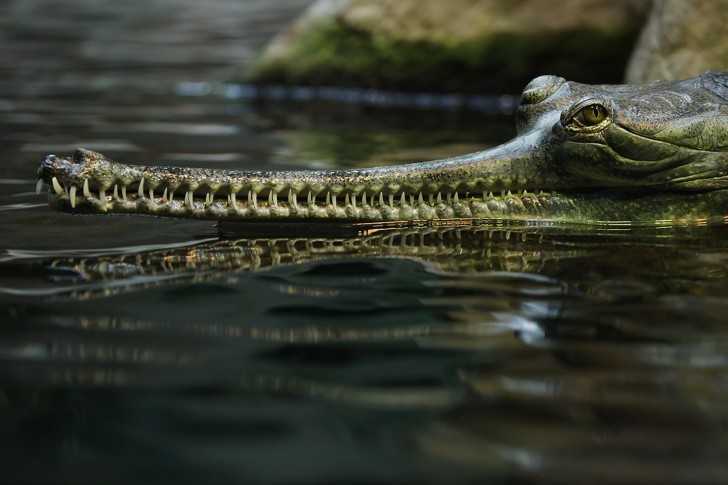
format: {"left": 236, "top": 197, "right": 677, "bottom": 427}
{"left": 578, "top": 104, "right": 608, "bottom": 125}
{"left": 562, "top": 100, "right": 611, "bottom": 132}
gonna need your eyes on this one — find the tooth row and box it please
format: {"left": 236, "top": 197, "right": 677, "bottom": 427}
{"left": 43, "top": 177, "right": 571, "bottom": 220}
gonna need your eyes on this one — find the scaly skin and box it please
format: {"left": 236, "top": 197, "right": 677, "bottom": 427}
{"left": 37, "top": 72, "right": 728, "bottom": 226}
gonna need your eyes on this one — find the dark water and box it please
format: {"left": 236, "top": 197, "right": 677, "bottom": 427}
{"left": 3, "top": 2, "right": 728, "bottom": 484}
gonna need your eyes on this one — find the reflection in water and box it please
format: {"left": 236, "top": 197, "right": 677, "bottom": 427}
{"left": 4, "top": 224, "right": 728, "bottom": 483}
{"left": 6, "top": 223, "right": 728, "bottom": 299}
{"left": 6, "top": 224, "right": 573, "bottom": 297}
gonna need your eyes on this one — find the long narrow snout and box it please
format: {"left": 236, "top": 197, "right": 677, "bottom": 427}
{"left": 37, "top": 134, "right": 568, "bottom": 222}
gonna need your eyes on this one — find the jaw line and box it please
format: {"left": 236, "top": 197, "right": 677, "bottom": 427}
{"left": 37, "top": 137, "right": 558, "bottom": 222}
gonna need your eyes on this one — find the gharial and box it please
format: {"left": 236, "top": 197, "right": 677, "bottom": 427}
{"left": 36, "top": 72, "right": 728, "bottom": 226}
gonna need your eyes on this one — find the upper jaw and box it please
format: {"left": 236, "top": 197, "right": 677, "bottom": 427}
{"left": 37, "top": 142, "right": 557, "bottom": 221}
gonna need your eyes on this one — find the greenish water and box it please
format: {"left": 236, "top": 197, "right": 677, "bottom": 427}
{"left": 3, "top": 2, "right": 728, "bottom": 484}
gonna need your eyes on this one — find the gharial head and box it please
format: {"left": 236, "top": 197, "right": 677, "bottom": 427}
{"left": 37, "top": 72, "right": 728, "bottom": 225}
{"left": 516, "top": 71, "right": 728, "bottom": 192}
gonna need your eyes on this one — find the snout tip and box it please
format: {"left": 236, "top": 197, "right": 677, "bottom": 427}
{"left": 37, "top": 153, "right": 58, "bottom": 179}
{"left": 41, "top": 153, "right": 57, "bottom": 165}
{"left": 37, "top": 152, "right": 78, "bottom": 184}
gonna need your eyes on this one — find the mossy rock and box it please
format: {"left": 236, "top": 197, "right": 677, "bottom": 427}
{"left": 242, "top": 0, "right": 650, "bottom": 94}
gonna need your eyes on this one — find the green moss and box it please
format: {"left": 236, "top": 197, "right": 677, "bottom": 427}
{"left": 246, "top": 20, "right": 642, "bottom": 93}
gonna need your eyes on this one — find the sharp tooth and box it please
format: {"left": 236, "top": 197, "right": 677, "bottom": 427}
{"left": 35, "top": 179, "right": 44, "bottom": 194}
{"left": 272, "top": 191, "right": 278, "bottom": 206}
{"left": 453, "top": 192, "right": 459, "bottom": 202}
{"left": 162, "top": 187, "right": 168, "bottom": 201}
{"left": 482, "top": 191, "right": 487, "bottom": 200}
{"left": 69, "top": 185, "right": 77, "bottom": 208}
{"left": 307, "top": 191, "right": 313, "bottom": 206}
{"left": 114, "top": 184, "right": 119, "bottom": 200}
{"left": 290, "top": 190, "right": 298, "bottom": 209}
{"left": 418, "top": 192, "right": 424, "bottom": 205}
{"left": 379, "top": 192, "right": 384, "bottom": 207}
{"left": 51, "top": 177, "right": 63, "bottom": 195}
{"left": 332, "top": 193, "right": 337, "bottom": 209}
{"left": 185, "top": 191, "right": 193, "bottom": 209}
{"left": 400, "top": 193, "right": 406, "bottom": 206}
{"left": 429, "top": 193, "right": 434, "bottom": 204}
{"left": 268, "top": 191, "right": 274, "bottom": 205}
{"left": 352, "top": 193, "right": 357, "bottom": 208}
{"left": 409, "top": 194, "right": 414, "bottom": 206}
{"left": 489, "top": 192, "right": 494, "bottom": 197}
{"left": 251, "top": 191, "right": 257, "bottom": 208}
{"left": 122, "top": 186, "right": 127, "bottom": 201}
{"left": 507, "top": 190, "right": 512, "bottom": 196}
{"left": 138, "top": 178, "right": 145, "bottom": 199}
{"left": 149, "top": 188, "right": 154, "bottom": 201}
{"left": 345, "top": 193, "right": 351, "bottom": 207}
{"left": 389, "top": 193, "right": 394, "bottom": 208}
{"left": 169, "top": 190, "right": 174, "bottom": 202}
{"left": 325, "top": 192, "right": 330, "bottom": 206}
{"left": 362, "top": 192, "right": 367, "bottom": 206}
{"left": 82, "top": 179, "right": 90, "bottom": 198}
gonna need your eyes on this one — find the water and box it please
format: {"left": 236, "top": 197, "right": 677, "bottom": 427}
{"left": 3, "top": 1, "right": 728, "bottom": 484}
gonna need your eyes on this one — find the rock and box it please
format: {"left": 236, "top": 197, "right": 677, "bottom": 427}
{"left": 625, "top": 0, "right": 728, "bottom": 84}
{"left": 242, "top": 0, "right": 650, "bottom": 93}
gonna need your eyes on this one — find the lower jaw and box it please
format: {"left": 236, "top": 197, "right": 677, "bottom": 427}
{"left": 49, "top": 189, "right": 728, "bottom": 227}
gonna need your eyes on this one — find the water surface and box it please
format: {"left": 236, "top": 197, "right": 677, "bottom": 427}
{"left": 2, "top": 2, "right": 728, "bottom": 484}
